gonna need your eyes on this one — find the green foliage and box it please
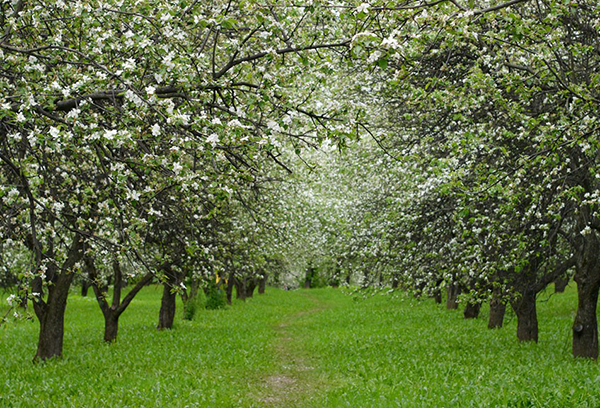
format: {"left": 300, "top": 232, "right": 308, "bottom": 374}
{"left": 182, "top": 291, "right": 206, "bottom": 321}
{"left": 205, "top": 285, "right": 227, "bottom": 310}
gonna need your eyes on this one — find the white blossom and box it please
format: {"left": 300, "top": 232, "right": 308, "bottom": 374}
{"left": 206, "top": 133, "right": 220, "bottom": 147}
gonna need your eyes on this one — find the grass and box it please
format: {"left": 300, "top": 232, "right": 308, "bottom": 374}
{"left": 1, "top": 284, "right": 599, "bottom": 407}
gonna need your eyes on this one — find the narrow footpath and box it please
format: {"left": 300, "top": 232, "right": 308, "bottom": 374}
{"left": 257, "top": 292, "right": 330, "bottom": 407}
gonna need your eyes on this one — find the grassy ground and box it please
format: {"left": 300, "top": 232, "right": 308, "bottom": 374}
{"left": 1, "top": 285, "right": 599, "bottom": 407}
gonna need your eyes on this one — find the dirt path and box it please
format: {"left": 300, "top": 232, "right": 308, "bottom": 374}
{"left": 257, "top": 293, "right": 328, "bottom": 407}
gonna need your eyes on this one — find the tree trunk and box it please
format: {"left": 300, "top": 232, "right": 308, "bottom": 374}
{"left": 488, "top": 293, "right": 506, "bottom": 329}
{"left": 104, "top": 312, "right": 119, "bottom": 343}
{"left": 446, "top": 284, "right": 459, "bottom": 310}
{"left": 413, "top": 282, "right": 424, "bottom": 299}
{"left": 235, "top": 278, "right": 246, "bottom": 301}
{"left": 226, "top": 275, "right": 234, "bottom": 305}
{"left": 33, "top": 235, "right": 84, "bottom": 362}
{"left": 258, "top": 274, "right": 267, "bottom": 294}
{"left": 554, "top": 275, "right": 569, "bottom": 293}
{"left": 463, "top": 301, "right": 481, "bottom": 319}
{"left": 511, "top": 290, "right": 538, "bottom": 342}
{"left": 158, "top": 282, "right": 177, "bottom": 330}
{"left": 35, "top": 278, "right": 71, "bottom": 360}
{"left": 572, "top": 232, "right": 600, "bottom": 359}
{"left": 573, "top": 279, "right": 600, "bottom": 359}
{"left": 81, "top": 280, "right": 90, "bottom": 297}
{"left": 433, "top": 288, "right": 442, "bottom": 304}
{"left": 157, "top": 264, "right": 177, "bottom": 330}
{"left": 246, "top": 279, "right": 257, "bottom": 298}
{"left": 86, "top": 256, "right": 153, "bottom": 342}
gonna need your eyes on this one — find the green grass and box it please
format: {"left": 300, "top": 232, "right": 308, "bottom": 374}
{"left": 1, "top": 285, "right": 599, "bottom": 407}
{"left": 292, "top": 287, "right": 600, "bottom": 407}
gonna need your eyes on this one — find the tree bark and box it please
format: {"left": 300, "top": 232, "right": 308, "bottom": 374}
{"left": 33, "top": 235, "right": 84, "bottom": 362}
{"left": 572, "top": 233, "right": 600, "bottom": 359}
{"left": 81, "top": 279, "right": 90, "bottom": 297}
{"left": 554, "top": 275, "right": 569, "bottom": 293}
{"left": 87, "top": 257, "right": 153, "bottom": 341}
{"left": 235, "top": 277, "right": 246, "bottom": 301}
{"left": 158, "top": 282, "right": 177, "bottom": 330}
{"left": 511, "top": 290, "right": 538, "bottom": 342}
{"left": 226, "top": 273, "right": 234, "bottom": 305}
{"left": 258, "top": 273, "right": 267, "bottom": 294}
{"left": 573, "top": 279, "right": 600, "bottom": 359}
{"left": 433, "top": 288, "right": 442, "bottom": 304}
{"left": 103, "top": 313, "right": 119, "bottom": 343}
{"left": 246, "top": 278, "right": 257, "bottom": 298}
{"left": 158, "top": 264, "right": 177, "bottom": 330}
{"left": 488, "top": 293, "right": 506, "bottom": 329}
{"left": 446, "top": 284, "right": 459, "bottom": 310}
{"left": 463, "top": 300, "right": 482, "bottom": 319}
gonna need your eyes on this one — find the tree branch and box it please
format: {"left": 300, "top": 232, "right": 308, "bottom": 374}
{"left": 116, "top": 272, "right": 154, "bottom": 317}
{"left": 214, "top": 40, "right": 351, "bottom": 79}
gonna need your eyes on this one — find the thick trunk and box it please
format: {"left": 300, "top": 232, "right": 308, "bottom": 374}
{"left": 573, "top": 279, "right": 600, "bottom": 359}
{"left": 33, "top": 235, "right": 84, "bottom": 362}
{"left": 446, "top": 284, "right": 459, "bottom": 310}
{"left": 488, "top": 294, "right": 506, "bottom": 329}
{"left": 554, "top": 275, "right": 569, "bottom": 293}
{"left": 258, "top": 274, "right": 267, "bottom": 294}
{"left": 511, "top": 290, "right": 538, "bottom": 342}
{"left": 104, "top": 312, "right": 119, "bottom": 343}
{"left": 35, "top": 285, "right": 71, "bottom": 361}
{"left": 572, "top": 232, "right": 600, "bottom": 359}
{"left": 463, "top": 301, "right": 482, "bottom": 319}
